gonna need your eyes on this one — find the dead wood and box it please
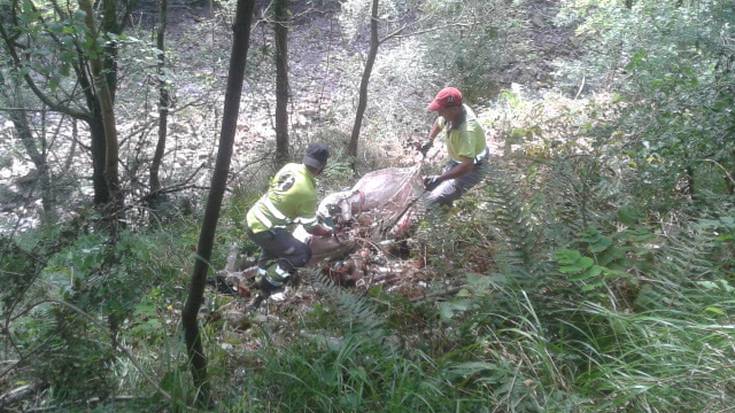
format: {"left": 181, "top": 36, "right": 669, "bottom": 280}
{"left": 410, "top": 286, "right": 463, "bottom": 303}
{"left": 0, "top": 382, "right": 46, "bottom": 411}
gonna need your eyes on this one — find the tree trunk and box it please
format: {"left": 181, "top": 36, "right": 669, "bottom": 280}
{"left": 274, "top": 0, "right": 290, "bottom": 167}
{"left": 150, "top": 0, "right": 170, "bottom": 199}
{"left": 74, "top": 51, "right": 112, "bottom": 206}
{"left": 347, "top": 0, "right": 379, "bottom": 170}
{"left": 88, "top": 112, "right": 111, "bottom": 205}
{"left": 102, "top": 0, "right": 120, "bottom": 101}
{"left": 79, "top": 0, "right": 124, "bottom": 227}
{"left": 181, "top": 0, "right": 255, "bottom": 406}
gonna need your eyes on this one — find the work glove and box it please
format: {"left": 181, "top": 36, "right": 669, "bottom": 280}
{"left": 418, "top": 140, "right": 433, "bottom": 156}
{"left": 423, "top": 175, "right": 442, "bottom": 191}
{"left": 321, "top": 216, "right": 336, "bottom": 231}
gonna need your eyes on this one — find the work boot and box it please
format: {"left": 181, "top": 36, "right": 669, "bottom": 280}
{"left": 288, "top": 269, "right": 301, "bottom": 288}
{"left": 253, "top": 274, "right": 281, "bottom": 295}
{"left": 249, "top": 273, "right": 284, "bottom": 310}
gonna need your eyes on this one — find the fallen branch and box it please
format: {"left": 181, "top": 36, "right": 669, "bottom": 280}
{"left": 410, "top": 286, "right": 463, "bottom": 303}
{"left": 22, "top": 395, "right": 143, "bottom": 413}
{"left": 0, "top": 382, "right": 46, "bottom": 411}
{"left": 700, "top": 158, "right": 735, "bottom": 188}
{"left": 574, "top": 75, "right": 586, "bottom": 99}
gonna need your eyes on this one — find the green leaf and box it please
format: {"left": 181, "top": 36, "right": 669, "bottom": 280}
{"left": 134, "top": 302, "right": 157, "bottom": 318}
{"left": 448, "top": 361, "right": 497, "bottom": 378}
{"left": 48, "top": 77, "right": 59, "bottom": 92}
{"left": 618, "top": 205, "right": 644, "bottom": 225}
{"left": 622, "top": 228, "right": 655, "bottom": 243}
{"left": 570, "top": 264, "right": 604, "bottom": 281}
{"left": 625, "top": 49, "right": 648, "bottom": 71}
{"left": 696, "top": 280, "right": 735, "bottom": 293}
{"left": 696, "top": 281, "right": 718, "bottom": 290}
{"left": 598, "top": 246, "right": 625, "bottom": 266}
{"left": 704, "top": 306, "right": 726, "bottom": 316}
{"left": 466, "top": 272, "right": 493, "bottom": 291}
{"left": 717, "top": 280, "right": 735, "bottom": 293}
{"left": 559, "top": 256, "right": 594, "bottom": 274}
{"left": 580, "top": 282, "right": 602, "bottom": 292}
{"left": 456, "top": 288, "right": 472, "bottom": 298}
{"left": 555, "top": 249, "right": 582, "bottom": 266}
{"left": 439, "top": 300, "right": 472, "bottom": 321}
{"left": 588, "top": 236, "right": 612, "bottom": 254}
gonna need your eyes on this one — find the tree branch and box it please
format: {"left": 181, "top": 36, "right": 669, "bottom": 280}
{"left": 0, "top": 23, "right": 91, "bottom": 121}
{"left": 379, "top": 20, "right": 473, "bottom": 45}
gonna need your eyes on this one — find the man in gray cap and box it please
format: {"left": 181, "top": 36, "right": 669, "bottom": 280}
{"left": 245, "top": 143, "right": 333, "bottom": 294}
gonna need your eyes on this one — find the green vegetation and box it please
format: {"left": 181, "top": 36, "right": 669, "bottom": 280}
{"left": 2, "top": 0, "right": 734, "bottom": 411}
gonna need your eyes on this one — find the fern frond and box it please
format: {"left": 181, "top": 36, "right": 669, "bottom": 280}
{"left": 638, "top": 200, "right": 735, "bottom": 310}
{"left": 482, "top": 160, "right": 544, "bottom": 276}
{"left": 308, "top": 269, "right": 386, "bottom": 340}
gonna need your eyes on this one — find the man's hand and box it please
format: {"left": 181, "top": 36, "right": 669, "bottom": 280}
{"left": 423, "top": 175, "right": 442, "bottom": 191}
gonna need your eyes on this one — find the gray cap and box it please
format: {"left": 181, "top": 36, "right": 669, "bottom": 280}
{"left": 303, "top": 143, "right": 330, "bottom": 169}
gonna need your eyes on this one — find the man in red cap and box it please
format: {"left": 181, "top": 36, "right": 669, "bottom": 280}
{"left": 419, "top": 86, "right": 489, "bottom": 206}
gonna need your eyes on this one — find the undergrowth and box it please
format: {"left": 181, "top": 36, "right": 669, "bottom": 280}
{"left": 3, "top": 2, "right": 735, "bottom": 410}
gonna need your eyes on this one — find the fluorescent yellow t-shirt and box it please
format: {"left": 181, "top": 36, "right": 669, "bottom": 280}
{"left": 435, "top": 104, "right": 487, "bottom": 162}
{"left": 246, "top": 163, "right": 318, "bottom": 234}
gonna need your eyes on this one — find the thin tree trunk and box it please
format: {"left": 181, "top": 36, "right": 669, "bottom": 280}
{"left": 64, "top": 120, "right": 79, "bottom": 174}
{"left": 74, "top": 52, "right": 112, "bottom": 206}
{"left": 730, "top": 149, "right": 735, "bottom": 194}
{"left": 274, "top": 0, "right": 290, "bottom": 167}
{"left": 0, "top": 68, "right": 54, "bottom": 217}
{"left": 347, "top": 0, "right": 379, "bottom": 170}
{"left": 181, "top": 0, "right": 255, "bottom": 406}
{"left": 88, "top": 113, "right": 111, "bottom": 205}
{"left": 150, "top": 0, "right": 169, "bottom": 199}
{"left": 5, "top": 107, "right": 55, "bottom": 222}
{"left": 79, "top": 0, "right": 124, "bottom": 228}
{"left": 102, "top": 0, "right": 120, "bottom": 101}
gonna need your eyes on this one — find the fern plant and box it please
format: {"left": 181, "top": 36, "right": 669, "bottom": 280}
{"left": 308, "top": 268, "right": 386, "bottom": 342}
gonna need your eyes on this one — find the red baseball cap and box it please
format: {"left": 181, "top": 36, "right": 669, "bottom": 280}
{"left": 427, "top": 87, "right": 463, "bottom": 111}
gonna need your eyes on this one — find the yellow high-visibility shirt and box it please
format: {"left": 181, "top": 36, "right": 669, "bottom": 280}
{"left": 436, "top": 104, "right": 487, "bottom": 163}
{"left": 246, "top": 163, "right": 318, "bottom": 234}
